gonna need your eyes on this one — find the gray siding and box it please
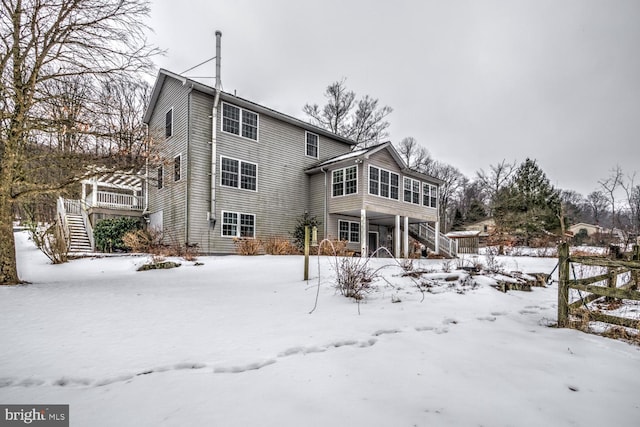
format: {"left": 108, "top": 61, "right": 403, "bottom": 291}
{"left": 209, "top": 102, "right": 350, "bottom": 253}
{"left": 147, "top": 78, "right": 190, "bottom": 245}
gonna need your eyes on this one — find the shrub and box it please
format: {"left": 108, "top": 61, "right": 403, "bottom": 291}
{"left": 28, "top": 221, "right": 68, "bottom": 264}
{"left": 233, "top": 238, "right": 262, "bottom": 255}
{"left": 292, "top": 212, "right": 320, "bottom": 251}
{"left": 334, "top": 256, "right": 376, "bottom": 300}
{"left": 264, "top": 236, "right": 299, "bottom": 255}
{"left": 122, "top": 229, "right": 155, "bottom": 253}
{"left": 318, "top": 239, "right": 349, "bottom": 256}
{"left": 94, "top": 217, "right": 141, "bottom": 253}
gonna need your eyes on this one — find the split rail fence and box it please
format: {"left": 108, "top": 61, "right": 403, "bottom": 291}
{"left": 557, "top": 242, "right": 640, "bottom": 330}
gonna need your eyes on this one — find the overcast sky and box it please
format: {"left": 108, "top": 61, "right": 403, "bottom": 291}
{"left": 147, "top": 0, "right": 639, "bottom": 196}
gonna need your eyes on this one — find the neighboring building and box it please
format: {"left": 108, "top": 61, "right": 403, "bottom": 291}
{"left": 462, "top": 218, "right": 496, "bottom": 236}
{"left": 445, "top": 230, "right": 481, "bottom": 254}
{"left": 142, "top": 68, "right": 451, "bottom": 257}
{"left": 567, "top": 222, "right": 604, "bottom": 237}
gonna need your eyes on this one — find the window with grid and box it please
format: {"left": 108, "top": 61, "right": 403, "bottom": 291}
{"left": 404, "top": 177, "right": 421, "bottom": 205}
{"left": 306, "top": 132, "right": 319, "bottom": 158}
{"left": 222, "top": 102, "right": 258, "bottom": 141}
{"left": 423, "top": 183, "right": 437, "bottom": 208}
{"left": 370, "top": 166, "right": 398, "bottom": 200}
{"left": 332, "top": 165, "right": 357, "bottom": 197}
{"left": 222, "top": 211, "right": 256, "bottom": 238}
{"left": 338, "top": 220, "right": 360, "bottom": 243}
{"left": 221, "top": 157, "right": 257, "bottom": 191}
{"left": 174, "top": 155, "right": 181, "bottom": 182}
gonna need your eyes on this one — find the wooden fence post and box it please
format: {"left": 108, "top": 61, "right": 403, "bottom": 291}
{"left": 633, "top": 244, "right": 639, "bottom": 261}
{"left": 557, "top": 242, "right": 570, "bottom": 328}
{"left": 303, "top": 225, "right": 310, "bottom": 281}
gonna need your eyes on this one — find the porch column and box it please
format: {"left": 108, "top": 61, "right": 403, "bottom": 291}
{"left": 403, "top": 216, "right": 409, "bottom": 259}
{"left": 92, "top": 179, "right": 98, "bottom": 207}
{"left": 435, "top": 219, "right": 440, "bottom": 254}
{"left": 81, "top": 182, "right": 86, "bottom": 206}
{"left": 360, "top": 209, "right": 367, "bottom": 258}
{"left": 394, "top": 215, "right": 401, "bottom": 258}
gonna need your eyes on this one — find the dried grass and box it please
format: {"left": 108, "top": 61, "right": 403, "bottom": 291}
{"left": 264, "top": 236, "right": 299, "bottom": 255}
{"left": 233, "top": 238, "right": 262, "bottom": 255}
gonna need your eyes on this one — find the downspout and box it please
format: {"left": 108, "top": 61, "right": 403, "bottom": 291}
{"left": 186, "top": 87, "right": 192, "bottom": 245}
{"left": 143, "top": 123, "right": 149, "bottom": 215}
{"left": 321, "top": 167, "right": 328, "bottom": 240}
{"left": 209, "top": 31, "right": 222, "bottom": 229}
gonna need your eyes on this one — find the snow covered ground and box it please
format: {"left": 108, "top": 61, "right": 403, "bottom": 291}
{"left": 1, "top": 231, "right": 639, "bottom": 426}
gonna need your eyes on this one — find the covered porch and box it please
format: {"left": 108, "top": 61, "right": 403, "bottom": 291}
{"left": 81, "top": 172, "right": 144, "bottom": 215}
{"left": 330, "top": 208, "right": 453, "bottom": 258}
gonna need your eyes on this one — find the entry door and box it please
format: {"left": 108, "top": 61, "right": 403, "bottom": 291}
{"left": 368, "top": 232, "right": 379, "bottom": 257}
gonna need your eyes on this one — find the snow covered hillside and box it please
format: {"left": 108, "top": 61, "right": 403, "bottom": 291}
{"left": 1, "top": 231, "right": 639, "bottom": 426}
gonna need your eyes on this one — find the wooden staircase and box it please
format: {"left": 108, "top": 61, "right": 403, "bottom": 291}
{"left": 66, "top": 213, "right": 93, "bottom": 254}
{"left": 409, "top": 223, "right": 458, "bottom": 258}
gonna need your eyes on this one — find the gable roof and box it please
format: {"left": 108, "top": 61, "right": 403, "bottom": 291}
{"left": 306, "top": 141, "right": 443, "bottom": 185}
{"left": 143, "top": 69, "right": 356, "bottom": 146}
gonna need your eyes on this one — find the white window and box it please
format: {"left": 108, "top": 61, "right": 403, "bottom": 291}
{"left": 222, "top": 102, "right": 258, "bottom": 141}
{"left": 369, "top": 166, "right": 399, "bottom": 200}
{"left": 332, "top": 165, "right": 357, "bottom": 197}
{"left": 165, "top": 108, "right": 173, "bottom": 138}
{"left": 221, "top": 156, "right": 257, "bottom": 191}
{"left": 306, "top": 132, "right": 319, "bottom": 158}
{"left": 174, "top": 155, "right": 182, "bottom": 182}
{"left": 338, "top": 220, "right": 360, "bottom": 243}
{"left": 221, "top": 211, "right": 256, "bottom": 238}
{"left": 404, "top": 177, "right": 421, "bottom": 205}
{"left": 423, "top": 183, "right": 437, "bottom": 208}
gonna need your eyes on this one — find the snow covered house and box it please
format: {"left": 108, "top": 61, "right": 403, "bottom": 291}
{"left": 142, "top": 37, "right": 452, "bottom": 257}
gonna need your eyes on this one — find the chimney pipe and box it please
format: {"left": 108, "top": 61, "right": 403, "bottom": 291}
{"left": 215, "top": 30, "right": 222, "bottom": 90}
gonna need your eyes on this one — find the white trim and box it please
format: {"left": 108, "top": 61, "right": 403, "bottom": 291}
{"left": 219, "top": 155, "right": 258, "bottom": 192}
{"left": 220, "top": 210, "right": 256, "bottom": 238}
{"left": 305, "top": 131, "right": 319, "bottom": 159}
{"left": 331, "top": 164, "right": 358, "bottom": 198}
{"left": 221, "top": 101, "right": 259, "bottom": 142}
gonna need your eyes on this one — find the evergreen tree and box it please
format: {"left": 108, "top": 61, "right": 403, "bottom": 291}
{"left": 465, "top": 199, "right": 487, "bottom": 224}
{"left": 451, "top": 209, "right": 464, "bottom": 230}
{"left": 494, "top": 158, "right": 561, "bottom": 244}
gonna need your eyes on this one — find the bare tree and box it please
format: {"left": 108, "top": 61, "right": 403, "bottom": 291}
{"left": 475, "top": 160, "right": 516, "bottom": 216}
{"left": 0, "top": 0, "right": 159, "bottom": 285}
{"left": 395, "top": 137, "right": 432, "bottom": 171}
{"left": 620, "top": 172, "right": 640, "bottom": 240}
{"left": 303, "top": 79, "right": 392, "bottom": 147}
{"left": 585, "top": 191, "right": 608, "bottom": 225}
{"left": 426, "top": 161, "right": 466, "bottom": 232}
{"left": 598, "top": 166, "right": 624, "bottom": 230}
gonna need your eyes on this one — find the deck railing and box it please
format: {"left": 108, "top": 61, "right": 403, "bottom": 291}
{"left": 87, "top": 191, "right": 143, "bottom": 210}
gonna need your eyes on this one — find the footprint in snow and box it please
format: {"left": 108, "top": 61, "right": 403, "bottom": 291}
{"left": 213, "top": 359, "right": 277, "bottom": 374}
{"left": 477, "top": 316, "right": 497, "bottom": 322}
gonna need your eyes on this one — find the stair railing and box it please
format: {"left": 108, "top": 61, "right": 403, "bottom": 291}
{"left": 56, "top": 197, "right": 71, "bottom": 251}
